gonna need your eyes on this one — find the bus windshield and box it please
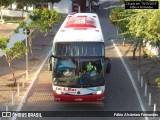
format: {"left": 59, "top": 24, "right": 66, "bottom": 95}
{"left": 53, "top": 42, "right": 104, "bottom": 57}
{"left": 52, "top": 58, "right": 105, "bottom": 88}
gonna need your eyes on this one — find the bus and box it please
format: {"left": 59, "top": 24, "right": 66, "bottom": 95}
{"left": 48, "top": 12, "right": 111, "bottom": 102}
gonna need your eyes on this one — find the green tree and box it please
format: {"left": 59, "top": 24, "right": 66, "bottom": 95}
{"left": 128, "top": 9, "right": 160, "bottom": 46}
{"left": 109, "top": 7, "right": 139, "bottom": 59}
{"left": 109, "top": 0, "right": 160, "bottom": 83}
{"left": 15, "top": 0, "right": 33, "bottom": 10}
{"left": 109, "top": 2, "right": 160, "bottom": 59}
{"left": 0, "top": 37, "right": 27, "bottom": 86}
{"left": 15, "top": 0, "right": 34, "bottom": 17}
{"left": 28, "top": 8, "right": 62, "bottom": 33}
{"left": 25, "top": 9, "right": 62, "bottom": 54}
{"left": 155, "top": 77, "right": 160, "bottom": 90}
{"left": 0, "top": 0, "right": 14, "bottom": 20}
{"left": 28, "top": 8, "right": 62, "bottom": 34}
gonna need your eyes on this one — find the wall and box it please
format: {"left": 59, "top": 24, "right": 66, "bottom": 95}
{"left": 2, "top": 10, "right": 29, "bottom": 18}
{"left": 7, "top": 0, "right": 72, "bottom": 15}
{"left": 11, "top": 2, "right": 34, "bottom": 11}
{"left": 146, "top": 42, "right": 160, "bottom": 56}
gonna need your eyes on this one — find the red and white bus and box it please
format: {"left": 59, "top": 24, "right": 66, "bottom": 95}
{"left": 49, "top": 13, "right": 111, "bottom": 102}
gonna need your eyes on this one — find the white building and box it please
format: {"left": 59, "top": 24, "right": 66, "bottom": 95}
{"left": 11, "top": 0, "right": 72, "bottom": 14}
{"left": 2, "top": 0, "right": 115, "bottom": 17}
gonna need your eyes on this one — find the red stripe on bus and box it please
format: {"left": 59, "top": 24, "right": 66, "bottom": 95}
{"left": 53, "top": 92, "right": 105, "bottom": 102}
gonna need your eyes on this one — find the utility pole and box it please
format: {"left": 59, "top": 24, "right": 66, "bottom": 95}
{"left": 78, "top": 0, "right": 81, "bottom": 13}
{"left": 23, "top": 29, "right": 30, "bottom": 81}
{"left": 78, "top": 6, "right": 81, "bottom": 13}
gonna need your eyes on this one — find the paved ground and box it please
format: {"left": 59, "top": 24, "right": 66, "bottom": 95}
{"left": 0, "top": 23, "right": 19, "bottom": 38}
{"left": 114, "top": 39, "right": 160, "bottom": 112}
{"left": 98, "top": 1, "right": 160, "bottom": 112}
{"left": 0, "top": 23, "right": 20, "bottom": 110}
{"left": 0, "top": 1, "right": 160, "bottom": 120}
{"left": 0, "top": 20, "right": 63, "bottom": 112}
{"left": 15, "top": 2, "right": 145, "bottom": 120}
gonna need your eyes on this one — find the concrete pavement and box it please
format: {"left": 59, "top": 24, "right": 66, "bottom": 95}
{"left": 0, "top": 23, "right": 18, "bottom": 38}
{"left": 16, "top": 4, "right": 145, "bottom": 120}
{"left": 114, "top": 38, "right": 160, "bottom": 112}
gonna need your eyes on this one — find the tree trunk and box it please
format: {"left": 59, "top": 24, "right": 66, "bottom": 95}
{"left": 8, "top": 62, "right": 17, "bottom": 86}
{"left": 132, "top": 41, "right": 138, "bottom": 59}
{"left": 51, "top": 3, "right": 53, "bottom": 10}
{"left": 138, "top": 39, "right": 142, "bottom": 81}
{"left": 0, "top": 8, "right": 3, "bottom": 20}
{"left": 22, "top": 8, "right": 24, "bottom": 18}
{"left": 123, "top": 38, "right": 125, "bottom": 46}
{"left": 26, "top": 5, "right": 28, "bottom": 11}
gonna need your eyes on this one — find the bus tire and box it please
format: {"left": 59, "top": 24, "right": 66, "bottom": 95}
{"left": 48, "top": 63, "right": 52, "bottom": 71}
{"left": 106, "top": 62, "right": 111, "bottom": 73}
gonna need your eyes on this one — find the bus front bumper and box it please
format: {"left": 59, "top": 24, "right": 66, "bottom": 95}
{"left": 53, "top": 92, "right": 105, "bottom": 102}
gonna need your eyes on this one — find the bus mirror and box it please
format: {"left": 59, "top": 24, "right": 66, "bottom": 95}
{"left": 48, "top": 55, "right": 54, "bottom": 71}
{"left": 105, "top": 57, "right": 111, "bottom": 73}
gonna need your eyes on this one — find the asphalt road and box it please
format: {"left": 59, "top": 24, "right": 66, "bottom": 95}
{"left": 17, "top": 2, "right": 146, "bottom": 120}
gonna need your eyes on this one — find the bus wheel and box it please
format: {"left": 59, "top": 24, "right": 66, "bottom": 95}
{"left": 48, "top": 63, "right": 52, "bottom": 71}
{"left": 48, "top": 57, "right": 52, "bottom": 71}
{"left": 106, "top": 62, "right": 111, "bottom": 73}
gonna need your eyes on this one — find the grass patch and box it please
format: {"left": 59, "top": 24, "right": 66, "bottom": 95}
{"left": 3, "top": 16, "right": 25, "bottom": 23}
{"left": 155, "top": 77, "right": 160, "bottom": 90}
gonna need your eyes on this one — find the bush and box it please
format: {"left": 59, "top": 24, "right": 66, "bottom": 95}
{"left": 155, "top": 77, "right": 160, "bottom": 89}
{"left": 3, "top": 16, "right": 24, "bottom": 23}
{"left": 14, "top": 28, "right": 19, "bottom": 33}
{"left": 14, "top": 21, "right": 27, "bottom": 33}
{"left": 19, "top": 21, "right": 26, "bottom": 28}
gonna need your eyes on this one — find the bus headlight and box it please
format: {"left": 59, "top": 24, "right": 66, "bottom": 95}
{"left": 96, "top": 91, "right": 102, "bottom": 95}
{"left": 56, "top": 91, "right": 62, "bottom": 94}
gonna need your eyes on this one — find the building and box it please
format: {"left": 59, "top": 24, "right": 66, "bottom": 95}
{"left": 10, "top": 0, "right": 109, "bottom": 14}
{"left": 11, "top": 0, "right": 73, "bottom": 14}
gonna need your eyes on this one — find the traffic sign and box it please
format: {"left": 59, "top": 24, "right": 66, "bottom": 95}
{"left": 23, "top": 29, "right": 30, "bottom": 35}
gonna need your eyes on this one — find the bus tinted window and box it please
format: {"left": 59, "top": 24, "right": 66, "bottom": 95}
{"left": 54, "top": 42, "right": 104, "bottom": 56}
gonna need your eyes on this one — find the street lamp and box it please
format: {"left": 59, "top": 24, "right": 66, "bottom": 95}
{"left": 23, "top": 28, "right": 30, "bottom": 81}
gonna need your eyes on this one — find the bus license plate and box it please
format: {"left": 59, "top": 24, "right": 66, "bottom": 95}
{"left": 75, "top": 98, "right": 83, "bottom": 101}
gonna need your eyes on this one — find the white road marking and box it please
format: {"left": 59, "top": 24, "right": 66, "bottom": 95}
{"left": 111, "top": 40, "right": 148, "bottom": 120}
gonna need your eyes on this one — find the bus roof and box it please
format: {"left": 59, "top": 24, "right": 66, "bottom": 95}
{"left": 53, "top": 13, "right": 104, "bottom": 43}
